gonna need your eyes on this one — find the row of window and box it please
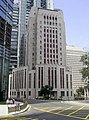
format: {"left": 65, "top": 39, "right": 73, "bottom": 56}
{"left": 11, "top": 69, "right": 27, "bottom": 89}
{"left": 61, "top": 91, "right": 73, "bottom": 97}
{"left": 44, "top": 16, "right": 57, "bottom": 21}
{"left": 11, "top": 91, "right": 26, "bottom": 97}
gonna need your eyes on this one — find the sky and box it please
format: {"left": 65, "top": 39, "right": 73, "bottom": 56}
{"left": 14, "top": 0, "right": 89, "bottom": 48}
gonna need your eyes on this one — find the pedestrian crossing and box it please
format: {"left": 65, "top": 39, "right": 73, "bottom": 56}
{"left": 34, "top": 105, "right": 89, "bottom": 119}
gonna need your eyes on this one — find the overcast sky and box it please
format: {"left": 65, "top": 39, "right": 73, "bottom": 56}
{"left": 14, "top": 0, "right": 89, "bottom": 48}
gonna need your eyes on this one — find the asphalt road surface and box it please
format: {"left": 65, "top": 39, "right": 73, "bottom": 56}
{"left": 13, "top": 100, "right": 89, "bottom": 120}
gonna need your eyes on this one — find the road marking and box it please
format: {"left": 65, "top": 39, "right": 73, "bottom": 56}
{"left": 34, "top": 107, "right": 85, "bottom": 120}
{"left": 56, "top": 106, "right": 73, "bottom": 114}
{"left": 68, "top": 106, "right": 85, "bottom": 116}
{"left": 85, "top": 113, "right": 89, "bottom": 120}
{"left": 48, "top": 107, "right": 61, "bottom": 112}
{"left": 34, "top": 107, "right": 61, "bottom": 112}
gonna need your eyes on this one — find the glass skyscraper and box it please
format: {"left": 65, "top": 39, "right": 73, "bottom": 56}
{"left": 0, "top": 0, "right": 13, "bottom": 101}
{"left": 9, "top": 3, "right": 19, "bottom": 73}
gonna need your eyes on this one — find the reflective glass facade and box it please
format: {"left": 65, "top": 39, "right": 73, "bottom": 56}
{"left": 0, "top": 0, "right": 13, "bottom": 101}
{"left": 9, "top": 3, "right": 19, "bottom": 73}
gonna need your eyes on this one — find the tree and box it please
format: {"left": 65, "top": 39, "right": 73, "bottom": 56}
{"left": 80, "top": 54, "right": 89, "bottom": 99}
{"left": 80, "top": 54, "right": 89, "bottom": 80}
{"left": 76, "top": 87, "right": 84, "bottom": 97}
{"left": 39, "top": 85, "right": 53, "bottom": 99}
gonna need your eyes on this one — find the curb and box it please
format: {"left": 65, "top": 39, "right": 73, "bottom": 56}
{"left": 12, "top": 104, "right": 31, "bottom": 115}
{"left": 0, "top": 104, "right": 31, "bottom": 118}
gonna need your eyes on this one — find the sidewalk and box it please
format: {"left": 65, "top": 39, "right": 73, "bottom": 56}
{"left": 0, "top": 101, "right": 30, "bottom": 117}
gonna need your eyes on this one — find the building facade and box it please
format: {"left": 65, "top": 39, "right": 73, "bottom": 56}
{"left": 9, "top": 3, "right": 19, "bottom": 73}
{"left": 9, "top": 7, "right": 74, "bottom": 100}
{"left": 10, "top": 0, "right": 54, "bottom": 71}
{"left": 18, "top": 0, "right": 54, "bottom": 67}
{"left": 0, "top": 0, "right": 13, "bottom": 100}
{"left": 66, "top": 45, "right": 85, "bottom": 93}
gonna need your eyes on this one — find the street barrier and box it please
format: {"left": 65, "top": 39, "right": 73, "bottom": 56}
{"left": 8, "top": 102, "right": 27, "bottom": 113}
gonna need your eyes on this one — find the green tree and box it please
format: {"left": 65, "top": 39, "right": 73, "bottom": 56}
{"left": 39, "top": 85, "right": 53, "bottom": 99}
{"left": 80, "top": 54, "right": 89, "bottom": 80}
{"left": 76, "top": 87, "right": 84, "bottom": 97}
{"left": 80, "top": 54, "right": 89, "bottom": 99}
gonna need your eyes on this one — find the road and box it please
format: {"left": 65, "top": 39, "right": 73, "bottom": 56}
{"left": 13, "top": 100, "right": 89, "bottom": 120}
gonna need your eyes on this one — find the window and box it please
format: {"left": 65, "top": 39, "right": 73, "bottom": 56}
{"left": 44, "top": 53, "right": 46, "bottom": 57}
{"left": 34, "top": 73, "right": 35, "bottom": 88}
{"left": 29, "top": 91, "right": 31, "bottom": 96}
{"left": 47, "top": 49, "right": 49, "bottom": 52}
{"left": 40, "top": 51, "right": 42, "bottom": 54}
{"left": 50, "top": 54, "right": 52, "bottom": 58}
{"left": 56, "top": 55, "right": 58, "bottom": 58}
{"left": 21, "top": 91, "right": 23, "bottom": 96}
{"left": 44, "top": 39, "right": 46, "bottom": 42}
{"left": 50, "top": 44, "right": 52, "bottom": 48}
{"left": 71, "top": 91, "right": 72, "bottom": 96}
{"left": 50, "top": 49, "right": 52, "bottom": 53}
{"left": 70, "top": 75, "right": 72, "bottom": 89}
{"left": 47, "top": 39, "right": 49, "bottom": 42}
{"left": 61, "top": 91, "right": 65, "bottom": 97}
{"left": 44, "top": 34, "right": 46, "bottom": 37}
{"left": 60, "top": 48, "right": 62, "bottom": 51}
{"left": 55, "top": 68, "right": 57, "bottom": 88}
{"left": 53, "top": 55, "right": 55, "bottom": 58}
{"left": 66, "top": 74, "right": 68, "bottom": 89}
{"left": 38, "top": 67, "right": 40, "bottom": 88}
{"left": 44, "top": 29, "right": 46, "bottom": 32}
{"left": 52, "top": 17, "right": 54, "bottom": 20}
{"left": 47, "top": 34, "right": 49, "bottom": 38}
{"left": 44, "top": 59, "right": 46, "bottom": 63}
{"left": 55, "top": 17, "right": 57, "bottom": 20}
{"left": 50, "top": 29, "right": 52, "bottom": 33}
{"left": 44, "top": 15, "right": 46, "bottom": 19}
{"left": 56, "top": 49, "right": 58, "bottom": 53}
{"left": 41, "top": 67, "right": 43, "bottom": 87}
{"left": 44, "top": 43, "right": 46, "bottom": 47}
{"left": 29, "top": 74, "right": 31, "bottom": 88}
{"left": 67, "top": 91, "right": 69, "bottom": 96}
{"left": 48, "top": 67, "right": 50, "bottom": 86}
{"left": 60, "top": 58, "right": 62, "bottom": 61}
{"left": 60, "top": 68, "right": 64, "bottom": 88}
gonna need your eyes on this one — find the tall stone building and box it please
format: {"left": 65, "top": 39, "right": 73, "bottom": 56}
{"left": 10, "top": 0, "right": 54, "bottom": 71}
{"left": 18, "top": 0, "right": 54, "bottom": 67}
{"left": 9, "top": 7, "right": 73, "bottom": 100}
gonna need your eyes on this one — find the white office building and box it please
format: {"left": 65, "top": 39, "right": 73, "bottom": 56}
{"left": 66, "top": 45, "right": 85, "bottom": 93}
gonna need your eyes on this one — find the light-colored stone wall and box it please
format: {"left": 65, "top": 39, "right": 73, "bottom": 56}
{"left": 66, "top": 45, "right": 85, "bottom": 93}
